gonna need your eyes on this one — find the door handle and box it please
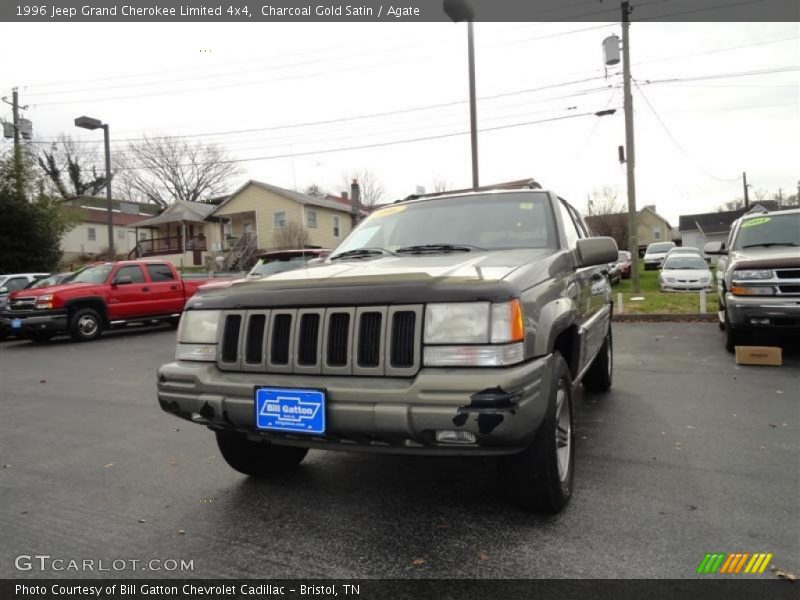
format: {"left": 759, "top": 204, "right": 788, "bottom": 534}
{"left": 142, "top": 286, "right": 150, "bottom": 292}
{"left": 170, "top": 285, "right": 178, "bottom": 290}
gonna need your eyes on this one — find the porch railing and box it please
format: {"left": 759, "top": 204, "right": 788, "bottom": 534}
{"left": 128, "top": 235, "right": 208, "bottom": 259}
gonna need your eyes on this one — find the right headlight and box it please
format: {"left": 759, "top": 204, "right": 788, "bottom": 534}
{"left": 732, "top": 269, "right": 772, "bottom": 280}
{"left": 176, "top": 310, "right": 221, "bottom": 361}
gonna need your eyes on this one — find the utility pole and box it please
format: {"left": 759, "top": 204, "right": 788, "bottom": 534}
{"left": 621, "top": 1, "right": 640, "bottom": 292}
{"left": 777, "top": 188, "right": 783, "bottom": 209}
{"left": 467, "top": 20, "right": 479, "bottom": 189}
{"left": 742, "top": 172, "right": 749, "bottom": 209}
{"left": 3, "top": 88, "right": 26, "bottom": 198}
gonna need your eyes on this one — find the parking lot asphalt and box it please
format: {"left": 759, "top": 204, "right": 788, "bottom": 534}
{"left": 0, "top": 323, "right": 797, "bottom": 579}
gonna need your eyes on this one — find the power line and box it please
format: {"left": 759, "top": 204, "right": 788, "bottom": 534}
{"left": 30, "top": 76, "right": 616, "bottom": 144}
{"left": 113, "top": 110, "right": 609, "bottom": 171}
{"left": 634, "top": 82, "right": 741, "bottom": 183}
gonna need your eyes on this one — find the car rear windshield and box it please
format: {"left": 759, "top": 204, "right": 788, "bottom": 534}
{"left": 647, "top": 243, "right": 674, "bottom": 253}
{"left": 333, "top": 192, "right": 556, "bottom": 256}
{"left": 663, "top": 256, "right": 708, "bottom": 270}
{"left": 70, "top": 265, "right": 114, "bottom": 284}
{"left": 733, "top": 213, "right": 800, "bottom": 250}
{"left": 249, "top": 255, "right": 310, "bottom": 276}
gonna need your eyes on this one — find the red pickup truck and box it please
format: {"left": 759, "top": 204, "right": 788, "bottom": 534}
{"left": 0, "top": 260, "right": 227, "bottom": 342}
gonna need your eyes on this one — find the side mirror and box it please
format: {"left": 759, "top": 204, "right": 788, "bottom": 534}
{"left": 113, "top": 276, "right": 133, "bottom": 286}
{"left": 704, "top": 241, "right": 725, "bottom": 255}
{"left": 576, "top": 237, "right": 618, "bottom": 267}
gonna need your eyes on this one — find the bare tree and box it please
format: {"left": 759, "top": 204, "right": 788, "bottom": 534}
{"left": 36, "top": 136, "right": 108, "bottom": 200}
{"left": 340, "top": 169, "right": 385, "bottom": 207}
{"left": 273, "top": 222, "right": 309, "bottom": 249}
{"left": 117, "top": 136, "right": 241, "bottom": 208}
{"left": 716, "top": 198, "right": 746, "bottom": 212}
{"left": 304, "top": 183, "right": 326, "bottom": 197}
{"left": 432, "top": 176, "right": 450, "bottom": 193}
{"left": 585, "top": 185, "right": 628, "bottom": 251}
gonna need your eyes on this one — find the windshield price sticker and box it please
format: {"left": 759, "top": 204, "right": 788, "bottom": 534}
{"left": 742, "top": 217, "right": 771, "bottom": 228}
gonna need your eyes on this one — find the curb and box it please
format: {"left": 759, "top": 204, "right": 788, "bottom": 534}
{"left": 613, "top": 313, "right": 718, "bottom": 323}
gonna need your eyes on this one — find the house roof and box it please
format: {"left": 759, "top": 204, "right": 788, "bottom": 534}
{"left": 678, "top": 202, "right": 780, "bottom": 234}
{"left": 129, "top": 199, "right": 217, "bottom": 228}
{"left": 214, "top": 180, "right": 366, "bottom": 216}
{"left": 80, "top": 208, "right": 154, "bottom": 227}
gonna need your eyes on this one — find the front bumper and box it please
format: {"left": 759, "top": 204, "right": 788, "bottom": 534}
{"left": 660, "top": 283, "right": 713, "bottom": 292}
{"left": 0, "top": 309, "right": 68, "bottom": 335}
{"left": 725, "top": 293, "right": 800, "bottom": 329}
{"left": 157, "top": 355, "right": 555, "bottom": 456}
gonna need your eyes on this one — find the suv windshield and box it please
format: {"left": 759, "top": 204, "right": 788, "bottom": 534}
{"left": 332, "top": 192, "right": 556, "bottom": 257}
{"left": 70, "top": 265, "right": 113, "bottom": 284}
{"left": 663, "top": 256, "right": 708, "bottom": 270}
{"left": 733, "top": 213, "right": 800, "bottom": 250}
{"left": 249, "top": 255, "right": 311, "bottom": 277}
{"left": 647, "top": 243, "right": 674, "bottom": 253}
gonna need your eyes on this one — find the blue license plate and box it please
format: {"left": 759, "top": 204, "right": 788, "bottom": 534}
{"left": 255, "top": 387, "right": 325, "bottom": 435}
{"left": 10, "top": 319, "right": 21, "bottom": 329}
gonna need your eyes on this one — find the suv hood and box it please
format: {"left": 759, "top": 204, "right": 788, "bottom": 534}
{"left": 726, "top": 247, "right": 800, "bottom": 271}
{"left": 190, "top": 248, "right": 559, "bottom": 309}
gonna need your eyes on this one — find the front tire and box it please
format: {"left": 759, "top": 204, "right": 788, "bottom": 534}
{"left": 724, "top": 309, "right": 747, "bottom": 352}
{"left": 501, "top": 353, "right": 575, "bottom": 514}
{"left": 583, "top": 326, "right": 613, "bottom": 392}
{"left": 69, "top": 308, "right": 103, "bottom": 342}
{"left": 215, "top": 432, "right": 308, "bottom": 477}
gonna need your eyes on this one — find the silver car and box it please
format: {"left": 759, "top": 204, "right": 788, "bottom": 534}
{"left": 658, "top": 254, "right": 713, "bottom": 292}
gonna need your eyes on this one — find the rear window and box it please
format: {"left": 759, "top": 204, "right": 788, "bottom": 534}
{"left": 146, "top": 264, "right": 175, "bottom": 282}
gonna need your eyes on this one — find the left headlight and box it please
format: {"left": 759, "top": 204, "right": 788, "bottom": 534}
{"left": 732, "top": 269, "right": 772, "bottom": 280}
{"left": 423, "top": 300, "right": 524, "bottom": 367}
{"left": 176, "top": 310, "right": 220, "bottom": 361}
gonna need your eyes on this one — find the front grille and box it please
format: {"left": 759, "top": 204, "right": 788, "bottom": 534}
{"left": 218, "top": 305, "right": 422, "bottom": 376}
{"left": 778, "top": 285, "right": 800, "bottom": 295}
{"left": 390, "top": 311, "right": 416, "bottom": 368}
{"left": 9, "top": 297, "right": 36, "bottom": 311}
{"left": 357, "top": 312, "right": 382, "bottom": 367}
{"left": 220, "top": 315, "right": 241, "bottom": 363}
{"left": 776, "top": 269, "right": 800, "bottom": 279}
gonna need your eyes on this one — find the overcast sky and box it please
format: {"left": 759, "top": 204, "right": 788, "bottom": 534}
{"left": 1, "top": 21, "right": 798, "bottom": 225}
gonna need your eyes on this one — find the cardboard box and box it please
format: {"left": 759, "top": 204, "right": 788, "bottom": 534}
{"left": 735, "top": 346, "right": 783, "bottom": 366}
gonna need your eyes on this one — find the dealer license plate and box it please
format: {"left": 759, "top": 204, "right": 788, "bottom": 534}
{"left": 254, "top": 387, "right": 326, "bottom": 435}
{"left": 11, "top": 319, "right": 22, "bottom": 329}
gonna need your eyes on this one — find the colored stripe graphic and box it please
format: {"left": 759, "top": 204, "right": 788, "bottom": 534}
{"left": 699, "top": 552, "right": 773, "bottom": 575}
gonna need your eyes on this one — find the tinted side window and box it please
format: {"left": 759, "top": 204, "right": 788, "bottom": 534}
{"left": 115, "top": 265, "right": 145, "bottom": 283}
{"left": 558, "top": 201, "right": 581, "bottom": 248}
{"left": 146, "top": 264, "right": 175, "bottom": 282}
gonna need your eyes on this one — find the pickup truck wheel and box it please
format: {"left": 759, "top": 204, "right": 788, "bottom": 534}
{"left": 724, "top": 309, "right": 747, "bottom": 353}
{"left": 501, "top": 353, "right": 574, "bottom": 514}
{"left": 582, "top": 327, "right": 613, "bottom": 392}
{"left": 69, "top": 308, "right": 103, "bottom": 342}
{"left": 215, "top": 432, "right": 308, "bottom": 477}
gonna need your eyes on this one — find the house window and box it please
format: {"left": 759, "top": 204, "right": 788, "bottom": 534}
{"left": 332, "top": 215, "right": 340, "bottom": 238}
{"left": 307, "top": 210, "right": 317, "bottom": 228}
{"left": 653, "top": 225, "right": 662, "bottom": 240}
{"left": 117, "top": 229, "right": 125, "bottom": 240}
{"left": 87, "top": 227, "right": 96, "bottom": 241}
{"left": 139, "top": 232, "right": 147, "bottom": 241}
{"left": 274, "top": 211, "right": 287, "bottom": 228}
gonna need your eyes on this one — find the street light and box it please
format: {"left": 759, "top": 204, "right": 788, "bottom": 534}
{"left": 443, "top": 0, "right": 479, "bottom": 189}
{"left": 74, "top": 115, "right": 114, "bottom": 257}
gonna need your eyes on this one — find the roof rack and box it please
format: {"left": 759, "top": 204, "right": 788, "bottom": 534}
{"left": 396, "top": 178, "right": 543, "bottom": 204}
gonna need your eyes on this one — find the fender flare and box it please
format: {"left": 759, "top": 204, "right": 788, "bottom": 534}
{"left": 532, "top": 297, "right": 577, "bottom": 356}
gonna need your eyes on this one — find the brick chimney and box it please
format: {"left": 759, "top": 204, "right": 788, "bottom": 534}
{"left": 341, "top": 191, "right": 348, "bottom": 202}
{"left": 350, "top": 179, "right": 361, "bottom": 226}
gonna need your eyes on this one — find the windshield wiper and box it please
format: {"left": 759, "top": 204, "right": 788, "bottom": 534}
{"left": 741, "top": 242, "right": 799, "bottom": 249}
{"left": 395, "top": 243, "right": 482, "bottom": 254}
{"left": 330, "top": 248, "right": 393, "bottom": 261}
